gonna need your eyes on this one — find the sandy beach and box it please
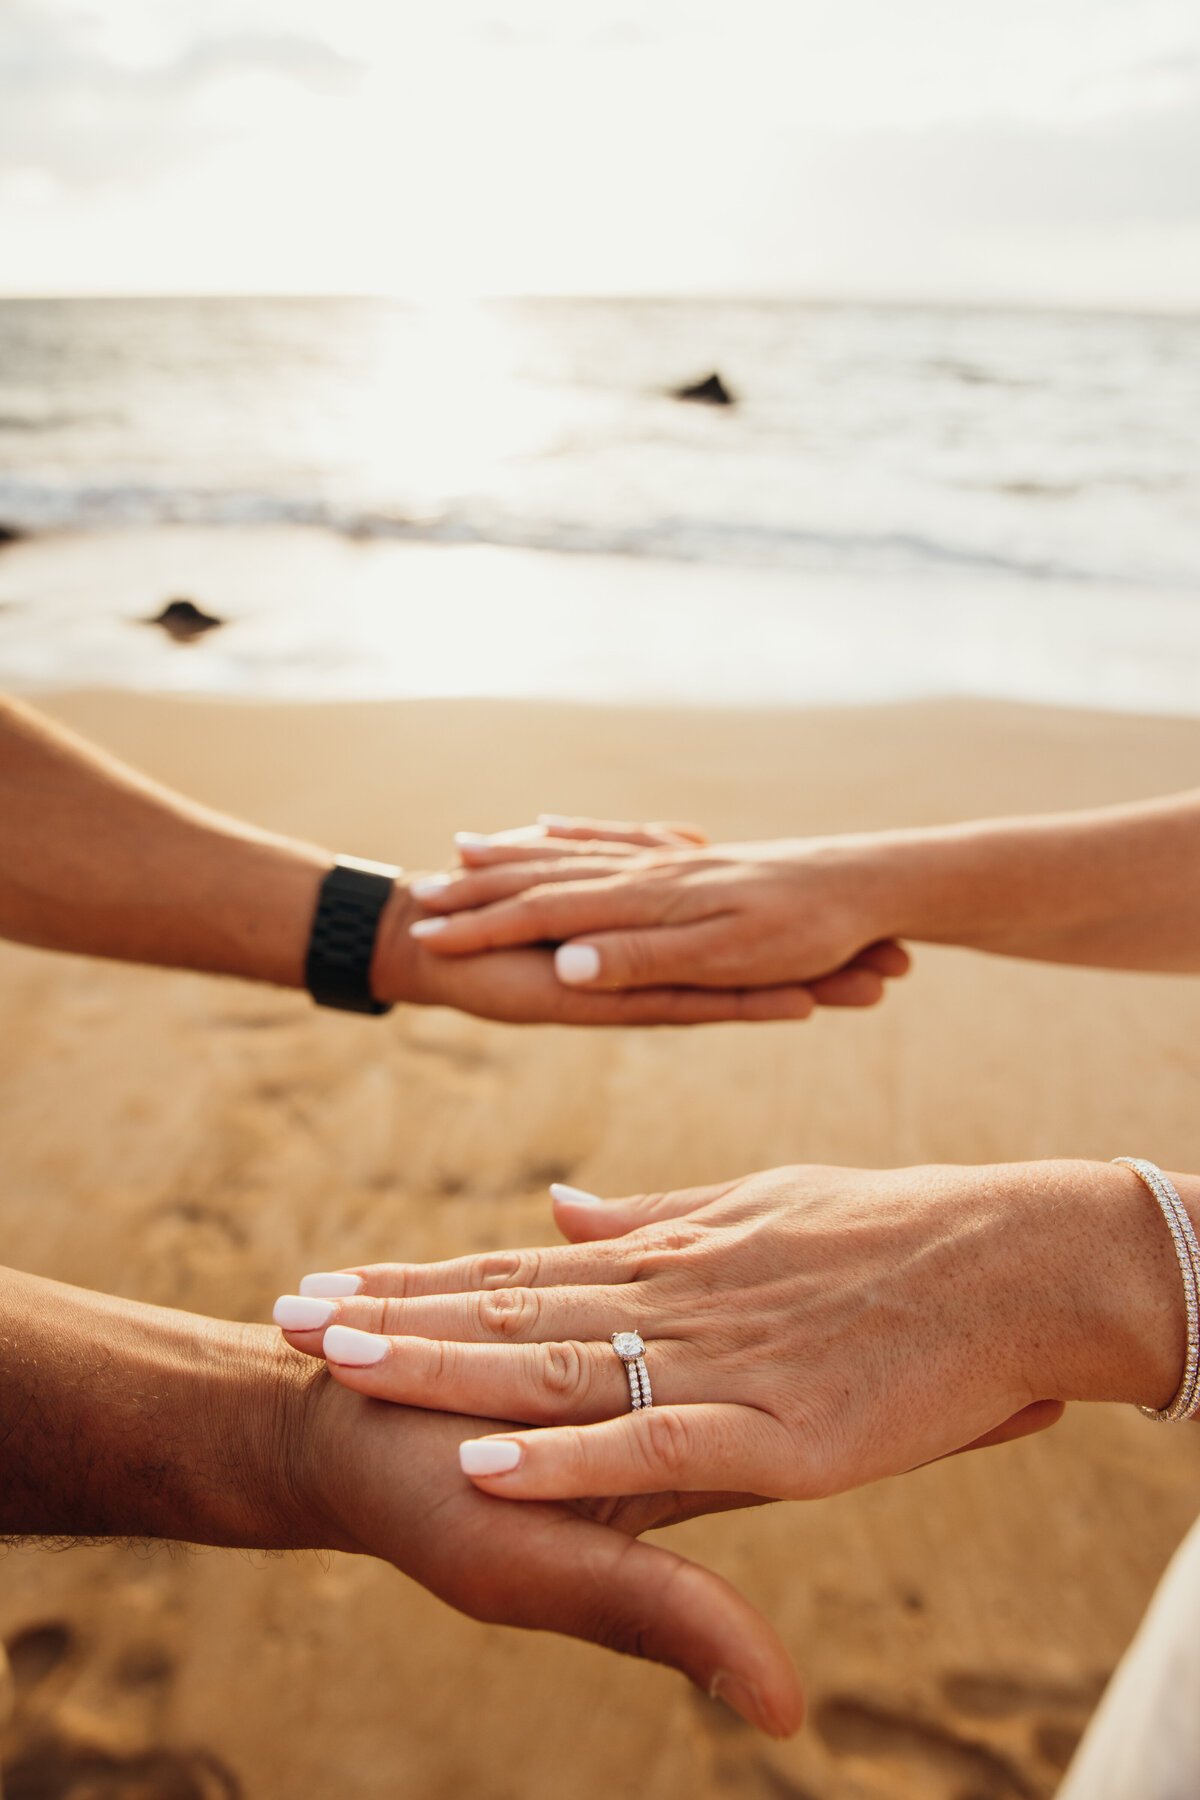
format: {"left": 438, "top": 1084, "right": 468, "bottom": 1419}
{"left": 4, "top": 687, "right": 1200, "bottom": 1800}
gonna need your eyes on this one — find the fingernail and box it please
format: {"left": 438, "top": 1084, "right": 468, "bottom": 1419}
{"left": 299, "top": 1271, "right": 363, "bottom": 1297}
{"left": 454, "top": 831, "right": 492, "bottom": 847}
{"left": 555, "top": 943, "right": 601, "bottom": 985}
{"left": 709, "top": 1670, "right": 781, "bottom": 1737}
{"left": 410, "top": 916, "right": 448, "bottom": 939}
{"left": 411, "top": 875, "right": 452, "bottom": 899}
{"left": 273, "top": 1295, "right": 336, "bottom": 1330}
{"left": 550, "top": 1182, "right": 605, "bottom": 1207}
{"left": 459, "top": 1438, "right": 522, "bottom": 1476}
{"left": 537, "top": 814, "right": 575, "bottom": 828}
{"left": 323, "top": 1325, "right": 389, "bottom": 1367}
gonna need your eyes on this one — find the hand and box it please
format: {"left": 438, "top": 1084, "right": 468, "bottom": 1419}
{"left": 0, "top": 1264, "right": 801, "bottom": 1738}
{"left": 455, "top": 815, "right": 711, "bottom": 856}
{"left": 377, "top": 873, "right": 898, "bottom": 1025}
{"left": 405, "top": 820, "right": 911, "bottom": 997}
{"left": 274, "top": 1160, "right": 1193, "bottom": 1503}
{"left": 293, "top": 1375, "right": 801, "bottom": 1737}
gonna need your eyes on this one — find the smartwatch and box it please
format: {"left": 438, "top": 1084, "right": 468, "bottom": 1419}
{"left": 304, "top": 856, "right": 401, "bottom": 1015}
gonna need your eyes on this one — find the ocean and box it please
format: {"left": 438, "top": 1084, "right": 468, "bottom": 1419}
{"left": 2, "top": 295, "right": 1199, "bottom": 708}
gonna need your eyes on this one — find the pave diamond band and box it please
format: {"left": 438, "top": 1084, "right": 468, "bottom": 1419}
{"left": 611, "top": 1331, "right": 653, "bottom": 1412}
{"left": 1114, "top": 1157, "right": 1200, "bottom": 1423}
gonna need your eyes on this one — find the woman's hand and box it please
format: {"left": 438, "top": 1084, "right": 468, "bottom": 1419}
{"left": 408, "top": 819, "right": 911, "bottom": 998}
{"left": 275, "top": 1160, "right": 1191, "bottom": 1505}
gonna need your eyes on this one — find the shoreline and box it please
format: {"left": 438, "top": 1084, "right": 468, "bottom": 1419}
{"left": 3, "top": 522, "right": 1200, "bottom": 716}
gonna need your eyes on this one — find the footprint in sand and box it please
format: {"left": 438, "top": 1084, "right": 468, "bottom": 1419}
{"left": 806, "top": 1666, "right": 1111, "bottom": 1799}
{"left": 1, "top": 1618, "right": 241, "bottom": 1800}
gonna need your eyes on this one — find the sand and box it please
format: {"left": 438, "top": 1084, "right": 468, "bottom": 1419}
{"left": 3, "top": 688, "right": 1200, "bottom": 1800}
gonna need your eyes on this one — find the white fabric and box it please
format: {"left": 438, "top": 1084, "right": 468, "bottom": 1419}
{"left": 1057, "top": 1513, "right": 1200, "bottom": 1799}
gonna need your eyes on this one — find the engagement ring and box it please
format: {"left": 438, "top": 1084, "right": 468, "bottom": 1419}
{"left": 611, "top": 1331, "right": 653, "bottom": 1411}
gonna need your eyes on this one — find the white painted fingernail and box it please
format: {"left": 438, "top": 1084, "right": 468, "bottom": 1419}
{"left": 555, "top": 943, "right": 601, "bottom": 985}
{"left": 537, "top": 814, "right": 576, "bottom": 828}
{"left": 273, "top": 1295, "right": 336, "bottom": 1330}
{"left": 410, "top": 916, "right": 448, "bottom": 938}
{"left": 299, "top": 1271, "right": 363, "bottom": 1297}
{"left": 459, "top": 1438, "right": 522, "bottom": 1476}
{"left": 550, "top": 1183, "right": 605, "bottom": 1207}
{"left": 323, "top": 1325, "right": 389, "bottom": 1366}
{"left": 411, "top": 875, "right": 452, "bottom": 899}
{"left": 454, "top": 831, "right": 493, "bottom": 847}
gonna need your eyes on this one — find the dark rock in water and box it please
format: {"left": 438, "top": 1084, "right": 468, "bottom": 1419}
{"left": 672, "top": 372, "right": 735, "bottom": 407}
{"left": 0, "top": 523, "right": 24, "bottom": 546}
{"left": 147, "top": 598, "right": 225, "bottom": 643}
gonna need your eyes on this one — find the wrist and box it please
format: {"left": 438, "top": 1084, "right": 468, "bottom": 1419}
{"left": 0, "top": 1271, "right": 330, "bottom": 1548}
{"left": 370, "top": 876, "right": 431, "bottom": 1006}
{"left": 1002, "top": 1160, "right": 1194, "bottom": 1411}
{"left": 833, "top": 826, "right": 1008, "bottom": 948}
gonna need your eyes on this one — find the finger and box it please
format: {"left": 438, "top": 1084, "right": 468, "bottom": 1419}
{"left": 551, "top": 1180, "right": 740, "bottom": 1243}
{"left": 553, "top": 921, "right": 754, "bottom": 992}
{"left": 854, "top": 939, "right": 910, "bottom": 978}
{"left": 805, "top": 966, "right": 887, "bottom": 1008}
{"left": 556, "top": 930, "right": 912, "bottom": 998}
{"left": 410, "top": 878, "right": 677, "bottom": 956}
{"left": 290, "top": 1239, "right": 629, "bottom": 1304}
{"left": 536, "top": 815, "right": 708, "bottom": 847}
{"left": 411, "top": 856, "right": 635, "bottom": 915}
{"left": 478, "top": 1507, "right": 801, "bottom": 1736}
{"left": 458, "top": 1404, "right": 796, "bottom": 1500}
{"left": 418, "top": 940, "right": 815, "bottom": 1026}
{"left": 948, "top": 1398, "right": 1065, "bottom": 1455}
{"left": 278, "top": 1281, "right": 638, "bottom": 1349}
{"left": 315, "top": 1329, "right": 685, "bottom": 1423}
{"left": 542, "top": 981, "right": 816, "bottom": 1025}
{"left": 454, "top": 819, "right": 704, "bottom": 869}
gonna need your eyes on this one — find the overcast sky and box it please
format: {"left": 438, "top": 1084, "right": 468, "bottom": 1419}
{"left": 2, "top": 0, "right": 1199, "bottom": 304}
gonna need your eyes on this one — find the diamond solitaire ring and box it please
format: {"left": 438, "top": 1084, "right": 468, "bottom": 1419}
{"left": 611, "top": 1331, "right": 653, "bottom": 1411}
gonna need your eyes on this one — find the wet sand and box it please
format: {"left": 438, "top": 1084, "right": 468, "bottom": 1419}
{"left": 3, "top": 689, "right": 1200, "bottom": 1800}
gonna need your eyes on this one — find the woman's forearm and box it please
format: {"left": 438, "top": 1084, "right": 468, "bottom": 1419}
{"left": 855, "top": 790, "right": 1200, "bottom": 971}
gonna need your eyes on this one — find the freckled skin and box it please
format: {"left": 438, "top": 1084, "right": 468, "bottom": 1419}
{"left": 283, "top": 1158, "right": 1198, "bottom": 1504}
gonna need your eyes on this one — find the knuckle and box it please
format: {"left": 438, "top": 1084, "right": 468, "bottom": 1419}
{"left": 616, "top": 933, "right": 659, "bottom": 984}
{"left": 593, "top": 1613, "right": 651, "bottom": 1660}
{"left": 473, "top": 1248, "right": 542, "bottom": 1289}
{"left": 540, "top": 1340, "right": 591, "bottom": 1404}
{"left": 375, "top": 1264, "right": 420, "bottom": 1299}
{"left": 477, "top": 1286, "right": 542, "bottom": 1338}
{"left": 639, "top": 1407, "right": 695, "bottom": 1479}
{"left": 644, "top": 1222, "right": 706, "bottom": 1257}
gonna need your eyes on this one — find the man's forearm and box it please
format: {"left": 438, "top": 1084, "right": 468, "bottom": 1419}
{"left": 0, "top": 698, "right": 335, "bottom": 986}
{"left": 0, "top": 1267, "right": 326, "bottom": 1547}
{"left": 852, "top": 790, "right": 1200, "bottom": 971}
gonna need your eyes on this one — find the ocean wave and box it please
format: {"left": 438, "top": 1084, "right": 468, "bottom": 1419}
{"left": 0, "top": 478, "right": 1191, "bottom": 592}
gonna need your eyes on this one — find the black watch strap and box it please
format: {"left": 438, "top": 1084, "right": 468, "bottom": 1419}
{"left": 305, "top": 857, "right": 400, "bottom": 1016}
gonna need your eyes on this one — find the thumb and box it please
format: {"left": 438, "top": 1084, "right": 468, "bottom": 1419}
{"left": 948, "top": 1398, "right": 1066, "bottom": 1456}
{"left": 550, "top": 1180, "right": 739, "bottom": 1243}
{"left": 488, "top": 1510, "right": 802, "bottom": 1738}
{"left": 554, "top": 920, "right": 730, "bottom": 991}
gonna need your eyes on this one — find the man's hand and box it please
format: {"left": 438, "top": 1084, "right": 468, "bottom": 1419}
{"left": 0, "top": 1265, "right": 802, "bottom": 1738}
{"left": 297, "top": 1380, "right": 800, "bottom": 1736}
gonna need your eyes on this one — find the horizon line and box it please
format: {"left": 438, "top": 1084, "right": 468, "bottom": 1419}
{"left": 1, "top": 288, "right": 1199, "bottom": 322}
